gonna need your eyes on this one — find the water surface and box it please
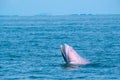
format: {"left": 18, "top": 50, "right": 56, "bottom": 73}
{"left": 0, "top": 15, "right": 120, "bottom": 80}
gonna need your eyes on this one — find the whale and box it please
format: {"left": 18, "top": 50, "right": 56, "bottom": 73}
{"left": 60, "top": 44, "right": 90, "bottom": 65}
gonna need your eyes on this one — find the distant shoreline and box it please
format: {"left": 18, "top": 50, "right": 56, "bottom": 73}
{"left": 0, "top": 14, "right": 120, "bottom": 17}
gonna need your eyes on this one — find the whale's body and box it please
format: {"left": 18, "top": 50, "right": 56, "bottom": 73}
{"left": 60, "top": 44, "right": 89, "bottom": 65}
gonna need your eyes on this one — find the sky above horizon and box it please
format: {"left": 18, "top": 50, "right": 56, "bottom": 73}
{"left": 0, "top": 0, "right": 120, "bottom": 15}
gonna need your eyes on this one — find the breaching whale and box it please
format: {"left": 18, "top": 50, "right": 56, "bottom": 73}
{"left": 60, "top": 44, "right": 90, "bottom": 65}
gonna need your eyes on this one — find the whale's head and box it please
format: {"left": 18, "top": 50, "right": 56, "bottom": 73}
{"left": 60, "top": 44, "right": 90, "bottom": 65}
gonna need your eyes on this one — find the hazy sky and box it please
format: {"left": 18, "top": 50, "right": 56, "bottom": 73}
{"left": 0, "top": 0, "right": 120, "bottom": 15}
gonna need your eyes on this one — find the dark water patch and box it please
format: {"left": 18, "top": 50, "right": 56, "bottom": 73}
{"left": 0, "top": 66, "right": 2, "bottom": 68}
{"left": 28, "top": 75, "right": 42, "bottom": 79}
{"left": 61, "top": 64, "right": 80, "bottom": 70}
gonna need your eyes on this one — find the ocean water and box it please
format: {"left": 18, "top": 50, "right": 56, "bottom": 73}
{"left": 0, "top": 15, "right": 120, "bottom": 80}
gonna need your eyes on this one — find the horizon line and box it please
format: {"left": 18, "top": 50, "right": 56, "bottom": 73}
{"left": 0, "top": 13, "right": 120, "bottom": 17}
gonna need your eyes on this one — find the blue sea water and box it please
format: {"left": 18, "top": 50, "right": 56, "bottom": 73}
{"left": 0, "top": 15, "right": 120, "bottom": 80}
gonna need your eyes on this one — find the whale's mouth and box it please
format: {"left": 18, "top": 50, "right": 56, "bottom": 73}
{"left": 60, "top": 44, "right": 69, "bottom": 64}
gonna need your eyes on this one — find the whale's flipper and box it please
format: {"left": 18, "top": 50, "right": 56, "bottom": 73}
{"left": 60, "top": 44, "right": 90, "bottom": 65}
